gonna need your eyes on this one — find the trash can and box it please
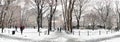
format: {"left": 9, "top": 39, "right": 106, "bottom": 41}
{"left": 12, "top": 31, "right": 15, "bottom": 35}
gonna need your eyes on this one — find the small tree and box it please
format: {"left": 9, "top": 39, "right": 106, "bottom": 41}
{"left": 93, "top": 0, "right": 112, "bottom": 29}
{"left": 34, "top": 0, "right": 44, "bottom": 32}
{"left": 115, "top": 1, "right": 120, "bottom": 30}
{"left": 61, "top": 0, "right": 75, "bottom": 33}
{"left": 74, "top": 0, "right": 89, "bottom": 29}
{"left": 47, "top": 0, "right": 57, "bottom": 35}
{"left": 0, "top": 0, "right": 11, "bottom": 33}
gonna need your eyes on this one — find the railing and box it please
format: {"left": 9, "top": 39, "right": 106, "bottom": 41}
{"left": 72, "top": 30, "right": 115, "bottom": 36}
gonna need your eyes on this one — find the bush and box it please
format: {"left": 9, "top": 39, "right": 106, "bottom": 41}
{"left": 115, "top": 27, "right": 119, "bottom": 31}
{"left": 97, "top": 25, "right": 105, "bottom": 29}
{"left": 107, "top": 27, "right": 112, "bottom": 30}
{"left": 85, "top": 26, "right": 92, "bottom": 29}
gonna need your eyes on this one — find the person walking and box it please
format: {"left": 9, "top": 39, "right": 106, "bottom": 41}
{"left": 15, "top": 26, "right": 17, "bottom": 31}
{"left": 20, "top": 26, "right": 25, "bottom": 35}
{"left": 33, "top": 26, "right": 35, "bottom": 29}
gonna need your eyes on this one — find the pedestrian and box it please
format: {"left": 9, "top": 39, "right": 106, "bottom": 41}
{"left": 57, "top": 27, "right": 59, "bottom": 31}
{"left": 20, "top": 26, "right": 25, "bottom": 35}
{"left": 15, "top": 26, "right": 17, "bottom": 31}
{"left": 34, "top": 26, "right": 35, "bottom": 29}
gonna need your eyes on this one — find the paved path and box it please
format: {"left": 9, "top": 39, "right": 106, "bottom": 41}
{"left": 40, "top": 30, "right": 81, "bottom": 42}
{"left": 84, "top": 34, "right": 120, "bottom": 42}
{"left": 0, "top": 33, "right": 42, "bottom": 42}
{"left": 0, "top": 30, "right": 119, "bottom": 42}
{"left": 0, "top": 30, "right": 79, "bottom": 42}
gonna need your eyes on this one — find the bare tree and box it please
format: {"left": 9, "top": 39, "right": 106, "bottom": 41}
{"left": 60, "top": 0, "right": 67, "bottom": 31}
{"left": 115, "top": 0, "right": 120, "bottom": 30}
{"left": 93, "top": 0, "right": 112, "bottom": 29}
{"left": 61, "top": 0, "right": 75, "bottom": 33}
{"left": 7, "top": 11, "right": 14, "bottom": 28}
{"left": 74, "top": 0, "right": 89, "bottom": 29}
{"left": 88, "top": 13, "right": 98, "bottom": 30}
{"left": 0, "top": 0, "right": 12, "bottom": 33}
{"left": 34, "top": 0, "right": 44, "bottom": 32}
{"left": 47, "top": 0, "right": 57, "bottom": 35}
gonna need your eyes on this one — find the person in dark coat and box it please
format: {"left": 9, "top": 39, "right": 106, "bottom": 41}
{"left": 20, "top": 26, "right": 25, "bottom": 35}
{"left": 33, "top": 26, "right": 35, "bottom": 29}
{"left": 15, "top": 26, "right": 17, "bottom": 31}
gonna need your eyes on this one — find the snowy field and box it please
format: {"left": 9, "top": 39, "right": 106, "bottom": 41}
{"left": 0, "top": 28, "right": 120, "bottom": 42}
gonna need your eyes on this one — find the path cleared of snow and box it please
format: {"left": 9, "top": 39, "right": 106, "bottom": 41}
{"left": 100, "top": 38, "right": 120, "bottom": 42}
{"left": 0, "top": 28, "right": 119, "bottom": 42}
{"left": 0, "top": 38, "right": 23, "bottom": 42}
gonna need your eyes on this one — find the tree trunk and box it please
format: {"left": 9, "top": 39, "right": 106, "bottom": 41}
{"left": 48, "top": 14, "right": 53, "bottom": 31}
{"left": 37, "top": 16, "right": 40, "bottom": 32}
{"left": 48, "top": 14, "right": 53, "bottom": 35}
{"left": 40, "top": 9, "right": 42, "bottom": 28}
{"left": 1, "top": 23, "right": 4, "bottom": 33}
{"left": 104, "top": 22, "right": 106, "bottom": 29}
{"left": 92, "top": 22, "right": 95, "bottom": 30}
{"left": 77, "top": 19, "right": 79, "bottom": 29}
{"left": 54, "top": 15, "right": 55, "bottom": 29}
{"left": 118, "top": 14, "right": 120, "bottom": 29}
{"left": 48, "top": 28, "right": 50, "bottom": 35}
{"left": 36, "top": 3, "right": 41, "bottom": 32}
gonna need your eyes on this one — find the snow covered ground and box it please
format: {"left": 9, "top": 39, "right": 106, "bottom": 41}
{"left": 0, "top": 28, "right": 120, "bottom": 42}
